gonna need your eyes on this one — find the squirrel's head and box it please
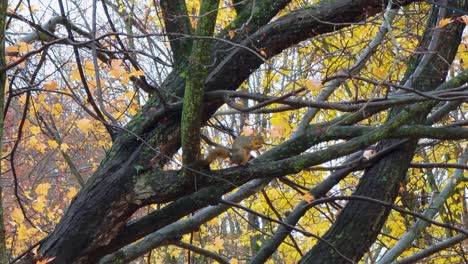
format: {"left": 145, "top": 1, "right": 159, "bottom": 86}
{"left": 250, "top": 134, "right": 264, "bottom": 149}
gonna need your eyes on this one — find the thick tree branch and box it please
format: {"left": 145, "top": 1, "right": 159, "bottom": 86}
{"left": 138, "top": 96, "right": 468, "bottom": 204}
{"left": 181, "top": 0, "right": 220, "bottom": 168}
{"left": 160, "top": 0, "right": 192, "bottom": 65}
{"left": 99, "top": 179, "right": 268, "bottom": 263}
{"left": 35, "top": 1, "right": 423, "bottom": 263}
{"left": 299, "top": 2, "right": 467, "bottom": 263}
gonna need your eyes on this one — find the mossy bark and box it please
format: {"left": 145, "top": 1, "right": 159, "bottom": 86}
{"left": 181, "top": 0, "right": 219, "bottom": 169}
{"left": 34, "top": 1, "right": 422, "bottom": 263}
{"left": 299, "top": 1, "right": 467, "bottom": 263}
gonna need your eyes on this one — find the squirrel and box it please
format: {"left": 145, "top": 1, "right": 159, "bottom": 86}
{"left": 201, "top": 134, "right": 264, "bottom": 168}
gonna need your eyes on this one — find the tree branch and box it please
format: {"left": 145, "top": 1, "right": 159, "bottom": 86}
{"left": 160, "top": 0, "right": 193, "bottom": 65}
{"left": 377, "top": 150, "right": 468, "bottom": 264}
{"left": 181, "top": 0, "right": 220, "bottom": 169}
{"left": 173, "top": 241, "right": 230, "bottom": 264}
{"left": 394, "top": 234, "right": 467, "bottom": 264}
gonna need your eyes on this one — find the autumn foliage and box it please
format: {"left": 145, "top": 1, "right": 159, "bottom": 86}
{"left": 0, "top": 1, "right": 467, "bottom": 264}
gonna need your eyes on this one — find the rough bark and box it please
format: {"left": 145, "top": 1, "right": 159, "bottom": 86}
{"left": 181, "top": 0, "right": 219, "bottom": 168}
{"left": 34, "top": 1, "right": 421, "bottom": 263}
{"left": 299, "top": 1, "right": 467, "bottom": 263}
{"left": 160, "top": 0, "right": 192, "bottom": 65}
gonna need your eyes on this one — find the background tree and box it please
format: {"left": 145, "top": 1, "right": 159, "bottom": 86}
{"left": 0, "top": 0, "right": 466, "bottom": 263}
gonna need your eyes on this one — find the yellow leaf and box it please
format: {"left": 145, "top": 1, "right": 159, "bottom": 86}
{"left": 37, "top": 93, "right": 46, "bottom": 103}
{"left": 11, "top": 208, "right": 24, "bottom": 223}
{"left": 236, "top": 100, "right": 245, "bottom": 107}
{"left": 110, "top": 59, "right": 126, "bottom": 78}
{"left": 17, "top": 41, "right": 29, "bottom": 53}
{"left": 98, "top": 140, "right": 108, "bottom": 147}
{"left": 37, "top": 143, "right": 47, "bottom": 153}
{"left": 44, "top": 80, "right": 58, "bottom": 91}
{"left": 28, "top": 136, "right": 38, "bottom": 147}
{"left": 124, "top": 91, "right": 135, "bottom": 100}
{"left": 30, "top": 5, "right": 39, "bottom": 13}
{"left": 213, "top": 236, "right": 224, "bottom": 252}
{"left": 32, "top": 196, "right": 47, "bottom": 212}
{"left": 83, "top": 60, "right": 95, "bottom": 76}
{"left": 60, "top": 143, "right": 69, "bottom": 152}
{"left": 87, "top": 79, "right": 97, "bottom": 89}
{"left": 128, "top": 69, "right": 144, "bottom": 77}
{"left": 30, "top": 126, "right": 41, "bottom": 135}
{"left": 35, "top": 183, "right": 51, "bottom": 196}
{"left": 305, "top": 79, "right": 322, "bottom": 92}
{"left": 43, "top": 103, "right": 51, "bottom": 112}
{"left": 67, "top": 187, "right": 78, "bottom": 200}
{"left": 76, "top": 118, "right": 92, "bottom": 133}
{"left": 47, "top": 140, "right": 59, "bottom": 149}
{"left": 38, "top": 142, "right": 50, "bottom": 153}
{"left": 270, "top": 114, "right": 289, "bottom": 137}
{"left": 438, "top": 18, "right": 453, "bottom": 28}
{"left": 70, "top": 69, "right": 81, "bottom": 82}
{"left": 52, "top": 103, "right": 63, "bottom": 115}
{"left": 302, "top": 193, "right": 315, "bottom": 203}
{"left": 19, "top": 94, "right": 27, "bottom": 104}
{"left": 120, "top": 75, "right": 130, "bottom": 86}
{"left": 128, "top": 108, "right": 138, "bottom": 115}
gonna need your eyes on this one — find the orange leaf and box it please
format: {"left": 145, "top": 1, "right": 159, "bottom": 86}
{"left": 44, "top": 80, "right": 58, "bottom": 91}
{"left": 268, "top": 126, "right": 282, "bottom": 137}
{"left": 6, "top": 46, "right": 19, "bottom": 53}
{"left": 110, "top": 59, "right": 126, "bottom": 78}
{"left": 17, "top": 41, "right": 29, "bottom": 53}
{"left": 259, "top": 49, "right": 267, "bottom": 58}
{"left": 129, "top": 69, "right": 145, "bottom": 77}
{"left": 438, "top": 18, "right": 453, "bottom": 28}
{"left": 373, "top": 68, "right": 386, "bottom": 79}
{"left": 76, "top": 118, "right": 92, "bottom": 133}
{"left": 228, "top": 30, "right": 235, "bottom": 39}
{"left": 213, "top": 236, "right": 224, "bottom": 252}
{"left": 305, "top": 79, "right": 322, "bottom": 92}
{"left": 302, "top": 193, "right": 315, "bottom": 203}
{"left": 36, "top": 257, "right": 56, "bottom": 264}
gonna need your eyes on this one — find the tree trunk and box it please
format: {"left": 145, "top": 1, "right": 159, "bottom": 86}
{"left": 299, "top": 1, "right": 467, "bottom": 263}
{"left": 34, "top": 1, "right": 422, "bottom": 263}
